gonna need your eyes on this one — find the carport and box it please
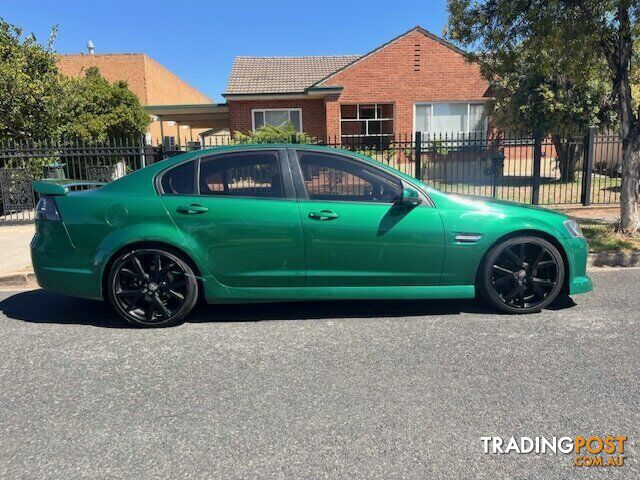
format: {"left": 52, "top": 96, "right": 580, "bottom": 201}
{"left": 145, "top": 103, "right": 230, "bottom": 143}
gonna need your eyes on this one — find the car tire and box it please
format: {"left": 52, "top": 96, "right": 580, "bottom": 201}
{"left": 479, "top": 236, "right": 565, "bottom": 314}
{"left": 107, "top": 248, "right": 198, "bottom": 328}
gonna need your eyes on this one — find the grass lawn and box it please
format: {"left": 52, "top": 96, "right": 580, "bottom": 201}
{"left": 579, "top": 222, "right": 640, "bottom": 253}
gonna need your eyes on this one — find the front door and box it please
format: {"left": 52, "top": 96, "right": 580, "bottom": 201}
{"left": 160, "top": 149, "right": 305, "bottom": 288}
{"left": 292, "top": 149, "right": 445, "bottom": 287}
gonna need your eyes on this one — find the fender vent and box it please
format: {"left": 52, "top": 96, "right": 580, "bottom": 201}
{"left": 455, "top": 233, "right": 482, "bottom": 243}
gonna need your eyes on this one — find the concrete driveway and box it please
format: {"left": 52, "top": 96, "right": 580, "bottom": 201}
{"left": 0, "top": 269, "right": 638, "bottom": 479}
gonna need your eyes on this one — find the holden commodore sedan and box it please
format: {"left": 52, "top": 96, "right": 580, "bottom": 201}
{"left": 31, "top": 144, "right": 592, "bottom": 327}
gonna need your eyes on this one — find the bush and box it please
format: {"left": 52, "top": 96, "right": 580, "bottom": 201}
{"left": 231, "top": 123, "right": 315, "bottom": 144}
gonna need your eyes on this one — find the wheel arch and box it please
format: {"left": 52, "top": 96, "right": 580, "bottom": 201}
{"left": 475, "top": 229, "right": 570, "bottom": 295}
{"left": 101, "top": 240, "right": 203, "bottom": 300}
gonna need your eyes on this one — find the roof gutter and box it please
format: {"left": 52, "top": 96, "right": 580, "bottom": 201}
{"left": 305, "top": 85, "right": 344, "bottom": 96}
{"left": 223, "top": 86, "right": 343, "bottom": 101}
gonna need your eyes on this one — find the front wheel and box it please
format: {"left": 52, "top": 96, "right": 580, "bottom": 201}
{"left": 107, "top": 248, "right": 198, "bottom": 327}
{"left": 479, "top": 236, "right": 565, "bottom": 314}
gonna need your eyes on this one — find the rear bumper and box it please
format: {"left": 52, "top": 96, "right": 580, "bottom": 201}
{"left": 31, "top": 221, "right": 103, "bottom": 300}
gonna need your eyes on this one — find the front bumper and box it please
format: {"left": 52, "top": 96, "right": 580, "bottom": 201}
{"left": 561, "top": 235, "right": 593, "bottom": 295}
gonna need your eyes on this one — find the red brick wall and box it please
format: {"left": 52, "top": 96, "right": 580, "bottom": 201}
{"left": 320, "top": 30, "right": 491, "bottom": 138}
{"left": 57, "top": 54, "right": 149, "bottom": 102}
{"left": 228, "top": 99, "right": 327, "bottom": 138}
{"left": 142, "top": 55, "right": 212, "bottom": 105}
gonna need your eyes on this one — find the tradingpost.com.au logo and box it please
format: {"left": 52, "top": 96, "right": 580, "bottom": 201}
{"left": 481, "top": 436, "right": 628, "bottom": 468}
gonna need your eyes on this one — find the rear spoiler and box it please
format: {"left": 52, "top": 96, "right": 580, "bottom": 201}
{"left": 33, "top": 179, "right": 106, "bottom": 196}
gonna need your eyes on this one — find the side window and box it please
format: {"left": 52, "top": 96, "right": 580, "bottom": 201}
{"left": 297, "top": 152, "right": 402, "bottom": 203}
{"left": 199, "top": 151, "right": 284, "bottom": 198}
{"left": 160, "top": 160, "right": 195, "bottom": 194}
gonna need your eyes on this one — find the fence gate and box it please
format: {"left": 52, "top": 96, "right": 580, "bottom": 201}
{"left": 0, "top": 138, "right": 147, "bottom": 222}
{"left": 0, "top": 168, "right": 35, "bottom": 221}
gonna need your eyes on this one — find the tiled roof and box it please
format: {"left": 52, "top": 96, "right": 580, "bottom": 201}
{"left": 224, "top": 55, "right": 360, "bottom": 95}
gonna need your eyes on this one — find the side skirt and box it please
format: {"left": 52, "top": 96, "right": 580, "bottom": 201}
{"left": 204, "top": 284, "right": 476, "bottom": 304}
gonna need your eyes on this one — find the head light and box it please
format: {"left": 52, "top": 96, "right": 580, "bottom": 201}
{"left": 563, "top": 219, "right": 583, "bottom": 238}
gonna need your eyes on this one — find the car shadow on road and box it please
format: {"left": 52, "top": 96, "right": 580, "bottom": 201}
{"left": 0, "top": 289, "right": 132, "bottom": 328}
{"left": 0, "top": 289, "right": 577, "bottom": 328}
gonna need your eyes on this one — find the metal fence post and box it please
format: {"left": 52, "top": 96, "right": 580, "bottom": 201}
{"left": 139, "top": 135, "right": 146, "bottom": 168}
{"left": 491, "top": 152, "right": 502, "bottom": 199}
{"left": 414, "top": 131, "right": 422, "bottom": 180}
{"left": 581, "top": 126, "right": 595, "bottom": 206}
{"left": 532, "top": 128, "right": 542, "bottom": 205}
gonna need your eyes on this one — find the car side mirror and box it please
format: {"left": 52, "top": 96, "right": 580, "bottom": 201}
{"left": 397, "top": 187, "right": 422, "bottom": 206}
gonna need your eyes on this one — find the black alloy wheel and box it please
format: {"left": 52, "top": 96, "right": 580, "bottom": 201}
{"left": 480, "top": 236, "right": 564, "bottom": 313}
{"left": 108, "top": 248, "right": 198, "bottom": 327}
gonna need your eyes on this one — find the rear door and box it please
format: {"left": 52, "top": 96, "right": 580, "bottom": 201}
{"left": 160, "top": 149, "right": 305, "bottom": 287}
{"left": 291, "top": 149, "right": 445, "bottom": 287}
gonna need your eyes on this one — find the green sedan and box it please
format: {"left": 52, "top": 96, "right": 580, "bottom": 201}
{"left": 31, "top": 144, "right": 592, "bottom": 327}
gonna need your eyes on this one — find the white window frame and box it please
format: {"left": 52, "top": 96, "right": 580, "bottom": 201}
{"left": 339, "top": 103, "right": 395, "bottom": 139}
{"left": 251, "top": 108, "right": 303, "bottom": 132}
{"left": 413, "top": 101, "right": 488, "bottom": 136}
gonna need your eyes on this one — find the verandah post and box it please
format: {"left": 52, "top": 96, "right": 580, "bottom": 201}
{"left": 581, "top": 126, "right": 595, "bottom": 206}
{"left": 414, "top": 131, "right": 422, "bottom": 180}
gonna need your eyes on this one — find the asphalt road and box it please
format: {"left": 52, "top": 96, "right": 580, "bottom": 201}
{"left": 0, "top": 269, "right": 638, "bottom": 479}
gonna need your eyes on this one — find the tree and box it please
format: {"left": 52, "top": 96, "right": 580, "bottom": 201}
{"left": 59, "top": 67, "right": 150, "bottom": 141}
{"left": 447, "top": 0, "right": 640, "bottom": 234}
{"left": 487, "top": 44, "right": 614, "bottom": 181}
{"left": 0, "top": 18, "right": 61, "bottom": 141}
{"left": 0, "top": 18, "right": 150, "bottom": 143}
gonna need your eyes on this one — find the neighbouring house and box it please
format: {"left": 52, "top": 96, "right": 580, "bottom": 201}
{"left": 223, "top": 26, "right": 491, "bottom": 145}
{"left": 57, "top": 51, "right": 228, "bottom": 144}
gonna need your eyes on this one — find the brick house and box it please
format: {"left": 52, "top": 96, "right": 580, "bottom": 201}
{"left": 223, "top": 26, "right": 491, "bottom": 144}
{"left": 57, "top": 53, "right": 225, "bottom": 143}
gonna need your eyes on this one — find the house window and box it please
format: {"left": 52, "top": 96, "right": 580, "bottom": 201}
{"left": 340, "top": 104, "right": 394, "bottom": 148}
{"left": 252, "top": 109, "right": 302, "bottom": 132}
{"left": 414, "top": 102, "right": 486, "bottom": 137}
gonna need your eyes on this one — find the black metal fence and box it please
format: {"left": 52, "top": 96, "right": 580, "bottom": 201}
{"left": 0, "top": 130, "right": 623, "bottom": 222}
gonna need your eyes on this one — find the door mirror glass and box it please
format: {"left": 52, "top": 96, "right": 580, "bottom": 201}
{"left": 397, "top": 187, "right": 422, "bottom": 206}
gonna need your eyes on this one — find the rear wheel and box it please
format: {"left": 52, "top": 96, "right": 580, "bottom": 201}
{"left": 108, "top": 248, "right": 198, "bottom": 327}
{"left": 479, "top": 236, "right": 564, "bottom": 314}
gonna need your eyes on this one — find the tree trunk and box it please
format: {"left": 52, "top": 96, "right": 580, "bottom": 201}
{"left": 618, "top": 134, "right": 640, "bottom": 234}
{"left": 551, "top": 134, "right": 580, "bottom": 182}
{"left": 605, "top": 4, "right": 639, "bottom": 235}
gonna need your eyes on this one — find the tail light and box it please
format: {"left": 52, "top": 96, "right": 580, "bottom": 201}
{"left": 35, "top": 195, "right": 61, "bottom": 221}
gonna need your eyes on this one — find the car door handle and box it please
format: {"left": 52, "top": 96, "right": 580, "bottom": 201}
{"left": 308, "top": 210, "right": 339, "bottom": 221}
{"left": 177, "top": 204, "right": 209, "bottom": 215}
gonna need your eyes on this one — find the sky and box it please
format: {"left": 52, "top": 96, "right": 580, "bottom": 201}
{"left": 2, "top": 0, "right": 449, "bottom": 103}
